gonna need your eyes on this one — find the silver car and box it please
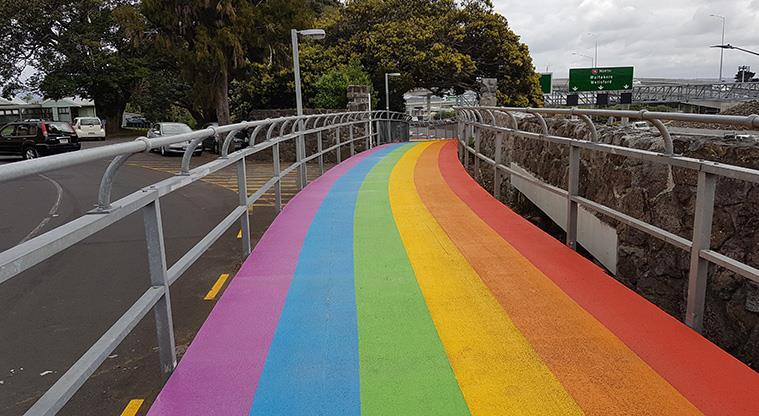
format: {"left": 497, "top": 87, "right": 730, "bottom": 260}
{"left": 147, "top": 122, "right": 202, "bottom": 156}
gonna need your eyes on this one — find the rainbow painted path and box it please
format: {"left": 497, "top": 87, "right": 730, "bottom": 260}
{"left": 148, "top": 142, "right": 759, "bottom": 415}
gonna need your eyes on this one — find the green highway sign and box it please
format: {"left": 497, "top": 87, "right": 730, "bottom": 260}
{"left": 569, "top": 66, "right": 634, "bottom": 92}
{"left": 540, "top": 73, "right": 553, "bottom": 94}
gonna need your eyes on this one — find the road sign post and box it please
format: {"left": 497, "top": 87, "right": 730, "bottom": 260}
{"left": 569, "top": 66, "right": 634, "bottom": 92}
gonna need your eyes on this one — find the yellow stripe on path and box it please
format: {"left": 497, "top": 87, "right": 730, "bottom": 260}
{"left": 204, "top": 273, "right": 230, "bottom": 301}
{"left": 237, "top": 229, "right": 242, "bottom": 239}
{"left": 120, "top": 399, "right": 144, "bottom": 416}
{"left": 389, "top": 142, "right": 583, "bottom": 415}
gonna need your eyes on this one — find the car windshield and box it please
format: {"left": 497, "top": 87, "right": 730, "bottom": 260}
{"left": 161, "top": 124, "right": 192, "bottom": 135}
{"left": 45, "top": 122, "right": 75, "bottom": 133}
{"left": 79, "top": 118, "right": 100, "bottom": 126}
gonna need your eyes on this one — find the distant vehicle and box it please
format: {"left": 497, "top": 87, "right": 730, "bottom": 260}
{"left": 73, "top": 117, "right": 105, "bottom": 141}
{"left": 631, "top": 121, "right": 650, "bottom": 131}
{"left": 125, "top": 116, "right": 149, "bottom": 128}
{"left": 0, "top": 120, "right": 80, "bottom": 160}
{"left": 723, "top": 132, "right": 757, "bottom": 141}
{"left": 201, "top": 122, "right": 249, "bottom": 154}
{"left": 147, "top": 122, "right": 202, "bottom": 156}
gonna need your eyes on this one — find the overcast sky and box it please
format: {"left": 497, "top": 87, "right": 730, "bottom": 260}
{"left": 493, "top": 0, "right": 759, "bottom": 80}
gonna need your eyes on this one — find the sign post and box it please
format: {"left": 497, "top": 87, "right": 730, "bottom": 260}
{"left": 569, "top": 66, "right": 634, "bottom": 92}
{"left": 539, "top": 73, "right": 553, "bottom": 95}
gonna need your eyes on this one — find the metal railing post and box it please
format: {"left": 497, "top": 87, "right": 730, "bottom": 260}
{"left": 350, "top": 122, "right": 355, "bottom": 156}
{"left": 273, "top": 142, "right": 282, "bottom": 213}
{"left": 317, "top": 130, "right": 324, "bottom": 175}
{"left": 566, "top": 145, "right": 580, "bottom": 250}
{"left": 686, "top": 171, "right": 717, "bottom": 332}
{"left": 296, "top": 119, "right": 305, "bottom": 191}
{"left": 494, "top": 132, "right": 503, "bottom": 199}
{"left": 142, "top": 199, "right": 177, "bottom": 376}
{"left": 464, "top": 123, "right": 470, "bottom": 168}
{"left": 236, "top": 156, "right": 251, "bottom": 256}
{"left": 336, "top": 126, "right": 342, "bottom": 163}
{"left": 474, "top": 125, "right": 481, "bottom": 177}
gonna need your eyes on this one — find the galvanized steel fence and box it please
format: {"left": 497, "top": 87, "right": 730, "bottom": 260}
{"left": 0, "top": 110, "right": 410, "bottom": 415}
{"left": 456, "top": 106, "right": 759, "bottom": 335}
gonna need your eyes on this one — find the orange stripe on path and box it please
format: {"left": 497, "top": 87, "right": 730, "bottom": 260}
{"left": 434, "top": 141, "right": 759, "bottom": 415}
{"left": 414, "top": 142, "right": 700, "bottom": 415}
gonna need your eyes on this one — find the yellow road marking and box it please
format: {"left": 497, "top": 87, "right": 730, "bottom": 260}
{"left": 120, "top": 399, "right": 144, "bottom": 416}
{"left": 236, "top": 229, "right": 242, "bottom": 239}
{"left": 204, "top": 273, "right": 230, "bottom": 301}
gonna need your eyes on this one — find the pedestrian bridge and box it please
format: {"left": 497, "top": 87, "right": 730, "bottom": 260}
{"left": 148, "top": 141, "right": 758, "bottom": 415}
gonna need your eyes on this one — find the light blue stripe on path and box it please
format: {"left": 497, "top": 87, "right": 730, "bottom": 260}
{"left": 249, "top": 145, "right": 400, "bottom": 415}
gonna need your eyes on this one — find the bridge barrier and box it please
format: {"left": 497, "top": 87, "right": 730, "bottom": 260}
{"left": 456, "top": 106, "right": 759, "bottom": 335}
{"left": 0, "top": 110, "right": 410, "bottom": 416}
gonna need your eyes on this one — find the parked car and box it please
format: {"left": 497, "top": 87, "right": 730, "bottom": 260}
{"left": 73, "top": 117, "right": 105, "bottom": 141}
{"left": 631, "top": 121, "right": 650, "bottom": 131}
{"left": 0, "top": 120, "right": 80, "bottom": 160}
{"left": 201, "top": 122, "right": 249, "bottom": 154}
{"left": 147, "top": 122, "right": 202, "bottom": 156}
{"left": 125, "top": 116, "right": 149, "bottom": 128}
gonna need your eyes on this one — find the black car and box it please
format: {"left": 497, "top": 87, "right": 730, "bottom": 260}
{"left": 0, "top": 120, "right": 81, "bottom": 160}
{"left": 201, "top": 122, "right": 249, "bottom": 154}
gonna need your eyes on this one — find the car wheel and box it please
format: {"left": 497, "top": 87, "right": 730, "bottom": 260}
{"left": 23, "top": 147, "right": 39, "bottom": 160}
{"left": 195, "top": 150, "right": 203, "bottom": 156}
{"left": 100, "top": 137, "right": 106, "bottom": 141}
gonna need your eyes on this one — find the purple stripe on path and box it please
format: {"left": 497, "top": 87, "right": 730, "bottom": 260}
{"left": 148, "top": 147, "right": 385, "bottom": 416}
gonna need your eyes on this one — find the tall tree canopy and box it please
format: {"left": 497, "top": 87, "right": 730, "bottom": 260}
{"left": 141, "top": 0, "right": 313, "bottom": 124}
{"left": 0, "top": 0, "right": 151, "bottom": 132}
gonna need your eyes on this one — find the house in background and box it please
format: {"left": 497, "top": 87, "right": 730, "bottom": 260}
{"left": 0, "top": 96, "right": 97, "bottom": 124}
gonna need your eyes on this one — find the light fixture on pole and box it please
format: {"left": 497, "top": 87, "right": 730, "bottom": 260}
{"left": 291, "top": 28, "right": 326, "bottom": 189}
{"left": 384, "top": 72, "right": 401, "bottom": 143}
{"left": 709, "top": 14, "right": 726, "bottom": 82}
{"left": 572, "top": 52, "right": 594, "bottom": 67}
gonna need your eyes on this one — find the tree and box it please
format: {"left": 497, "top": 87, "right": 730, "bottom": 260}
{"left": 310, "top": 61, "right": 371, "bottom": 109}
{"left": 0, "top": 0, "right": 151, "bottom": 133}
{"left": 735, "top": 68, "right": 757, "bottom": 83}
{"left": 140, "top": 0, "right": 313, "bottom": 125}
{"left": 301, "top": 0, "right": 542, "bottom": 111}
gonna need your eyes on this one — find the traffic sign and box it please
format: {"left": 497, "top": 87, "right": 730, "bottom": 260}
{"left": 569, "top": 66, "right": 634, "bottom": 92}
{"left": 540, "top": 73, "right": 553, "bottom": 94}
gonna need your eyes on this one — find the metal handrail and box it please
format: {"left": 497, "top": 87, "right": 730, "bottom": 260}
{"left": 0, "top": 110, "right": 409, "bottom": 416}
{"left": 455, "top": 106, "right": 759, "bottom": 337}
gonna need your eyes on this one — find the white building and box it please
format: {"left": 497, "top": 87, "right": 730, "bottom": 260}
{"left": 0, "top": 96, "right": 97, "bottom": 124}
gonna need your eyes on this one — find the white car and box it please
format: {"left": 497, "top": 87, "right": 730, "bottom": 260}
{"left": 631, "top": 121, "right": 650, "bottom": 131}
{"left": 147, "top": 122, "right": 202, "bottom": 156}
{"left": 73, "top": 117, "right": 106, "bottom": 141}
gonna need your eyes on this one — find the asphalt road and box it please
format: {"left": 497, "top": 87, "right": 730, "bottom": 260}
{"left": 0, "top": 139, "right": 303, "bottom": 415}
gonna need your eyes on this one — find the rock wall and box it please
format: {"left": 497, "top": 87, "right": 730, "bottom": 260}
{"left": 467, "top": 115, "right": 759, "bottom": 369}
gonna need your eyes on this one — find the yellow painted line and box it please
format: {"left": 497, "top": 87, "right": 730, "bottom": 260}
{"left": 389, "top": 143, "right": 583, "bottom": 415}
{"left": 204, "top": 273, "right": 230, "bottom": 301}
{"left": 237, "top": 229, "right": 242, "bottom": 239}
{"left": 120, "top": 399, "right": 144, "bottom": 416}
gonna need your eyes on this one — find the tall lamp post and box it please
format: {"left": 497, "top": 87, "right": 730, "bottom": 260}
{"left": 587, "top": 33, "right": 599, "bottom": 67}
{"left": 291, "top": 28, "right": 325, "bottom": 189}
{"left": 572, "top": 52, "right": 595, "bottom": 67}
{"left": 384, "top": 72, "right": 400, "bottom": 144}
{"left": 710, "top": 14, "right": 726, "bottom": 82}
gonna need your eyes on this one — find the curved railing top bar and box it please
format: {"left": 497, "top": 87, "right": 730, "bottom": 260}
{"left": 0, "top": 110, "right": 409, "bottom": 416}
{"left": 455, "top": 105, "right": 759, "bottom": 337}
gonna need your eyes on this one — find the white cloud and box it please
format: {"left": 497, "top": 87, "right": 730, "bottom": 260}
{"left": 493, "top": 0, "right": 759, "bottom": 79}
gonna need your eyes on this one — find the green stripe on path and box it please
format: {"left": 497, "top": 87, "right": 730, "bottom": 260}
{"left": 353, "top": 143, "right": 470, "bottom": 416}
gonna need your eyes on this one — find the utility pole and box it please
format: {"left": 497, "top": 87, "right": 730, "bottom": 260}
{"left": 710, "top": 14, "right": 726, "bottom": 82}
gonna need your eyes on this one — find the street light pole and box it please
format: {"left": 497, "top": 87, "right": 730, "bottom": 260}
{"left": 572, "top": 52, "right": 594, "bottom": 67}
{"left": 710, "top": 14, "right": 726, "bottom": 82}
{"left": 291, "top": 28, "right": 325, "bottom": 189}
{"left": 384, "top": 72, "right": 400, "bottom": 144}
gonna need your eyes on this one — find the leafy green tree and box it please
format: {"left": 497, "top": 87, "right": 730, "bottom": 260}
{"left": 310, "top": 61, "right": 371, "bottom": 108}
{"left": 141, "top": 0, "right": 313, "bottom": 124}
{"left": 0, "top": 0, "right": 151, "bottom": 133}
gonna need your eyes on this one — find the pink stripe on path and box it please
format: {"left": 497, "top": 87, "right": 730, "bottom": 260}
{"left": 148, "top": 147, "right": 384, "bottom": 416}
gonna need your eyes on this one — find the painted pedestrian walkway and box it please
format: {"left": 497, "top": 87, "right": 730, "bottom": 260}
{"left": 148, "top": 141, "right": 759, "bottom": 415}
